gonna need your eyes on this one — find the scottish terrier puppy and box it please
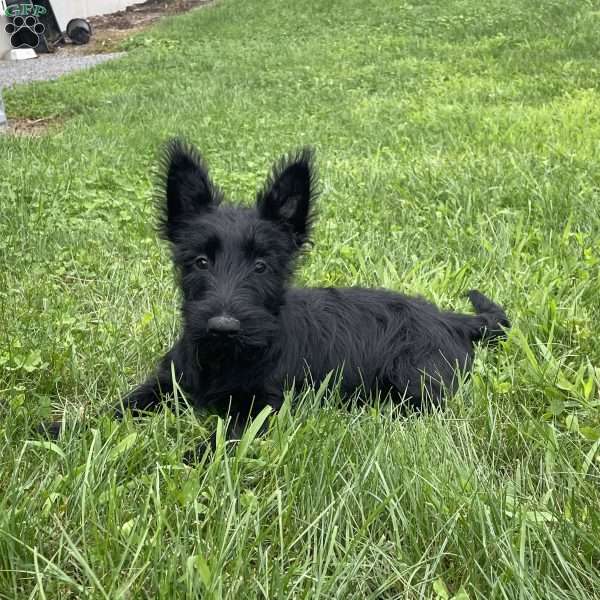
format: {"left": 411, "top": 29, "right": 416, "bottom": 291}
{"left": 119, "top": 139, "right": 509, "bottom": 439}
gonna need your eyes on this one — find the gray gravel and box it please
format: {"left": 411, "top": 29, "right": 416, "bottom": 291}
{"left": 0, "top": 52, "right": 125, "bottom": 89}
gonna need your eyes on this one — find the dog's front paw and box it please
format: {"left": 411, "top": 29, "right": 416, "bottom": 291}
{"left": 183, "top": 435, "right": 215, "bottom": 465}
{"left": 37, "top": 420, "right": 62, "bottom": 439}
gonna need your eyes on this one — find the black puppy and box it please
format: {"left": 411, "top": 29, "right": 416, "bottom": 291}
{"left": 118, "top": 139, "right": 509, "bottom": 440}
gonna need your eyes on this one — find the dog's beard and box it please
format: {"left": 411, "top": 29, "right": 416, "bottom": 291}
{"left": 184, "top": 306, "right": 279, "bottom": 366}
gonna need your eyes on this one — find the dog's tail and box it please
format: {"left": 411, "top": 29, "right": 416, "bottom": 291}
{"left": 466, "top": 289, "right": 510, "bottom": 344}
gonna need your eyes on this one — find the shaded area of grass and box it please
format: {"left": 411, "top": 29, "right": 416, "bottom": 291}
{"left": 1, "top": 0, "right": 599, "bottom": 597}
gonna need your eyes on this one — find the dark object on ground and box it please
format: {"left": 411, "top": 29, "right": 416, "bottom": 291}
{"left": 115, "top": 140, "right": 510, "bottom": 450}
{"left": 66, "top": 18, "right": 92, "bottom": 45}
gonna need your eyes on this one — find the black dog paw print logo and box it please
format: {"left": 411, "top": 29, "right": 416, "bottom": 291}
{"left": 5, "top": 15, "right": 45, "bottom": 49}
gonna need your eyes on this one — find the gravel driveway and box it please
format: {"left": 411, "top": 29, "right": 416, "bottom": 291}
{"left": 0, "top": 52, "right": 125, "bottom": 89}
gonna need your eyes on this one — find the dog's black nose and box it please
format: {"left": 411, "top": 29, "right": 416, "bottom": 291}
{"left": 207, "top": 316, "right": 241, "bottom": 335}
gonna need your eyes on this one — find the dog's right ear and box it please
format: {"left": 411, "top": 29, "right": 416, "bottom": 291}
{"left": 158, "top": 138, "right": 221, "bottom": 241}
{"left": 256, "top": 147, "right": 318, "bottom": 247}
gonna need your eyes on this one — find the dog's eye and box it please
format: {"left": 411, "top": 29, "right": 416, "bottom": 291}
{"left": 254, "top": 260, "right": 267, "bottom": 273}
{"left": 195, "top": 255, "right": 210, "bottom": 270}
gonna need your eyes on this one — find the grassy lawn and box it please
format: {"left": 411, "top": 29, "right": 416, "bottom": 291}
{"left": 1, "top": 0, "right": 600, "bottom": 597}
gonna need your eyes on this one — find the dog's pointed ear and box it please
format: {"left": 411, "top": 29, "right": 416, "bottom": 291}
{"left": 158, "top": 138, "right": 221, "bottom": 241}
{"left": 257, "top": 148, "right": 318, "bottom": 246}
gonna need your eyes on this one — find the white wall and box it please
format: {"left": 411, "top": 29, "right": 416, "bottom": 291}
{"left": 51, "top": 0, "right": 146, "bottom": 30}
{"left": 0, "top": 14, "right": 10, "bottom": 59}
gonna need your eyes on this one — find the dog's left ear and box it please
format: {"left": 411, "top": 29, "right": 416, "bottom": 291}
{"left": 257, "top": 148, "right": 318, "bottom": 245}
{"left": 158, "top": 138, "right": 221, "bottom": 242}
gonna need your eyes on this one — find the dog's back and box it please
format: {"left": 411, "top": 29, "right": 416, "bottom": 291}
{"left": 267, "top": 287, "right": 509, "bottom": 408}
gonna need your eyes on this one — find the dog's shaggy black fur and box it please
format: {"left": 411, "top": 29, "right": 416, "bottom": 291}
{"left": 119, "top": 140, "right": 509, "bottom": 438}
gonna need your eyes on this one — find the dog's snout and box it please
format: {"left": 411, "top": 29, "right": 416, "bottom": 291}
{"left": 207, "top": 315, "right": 241, "bottom": 335}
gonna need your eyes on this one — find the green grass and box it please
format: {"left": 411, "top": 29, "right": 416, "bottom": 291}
{"left": 1, "top": 0, "right": 600, "bottom": 597}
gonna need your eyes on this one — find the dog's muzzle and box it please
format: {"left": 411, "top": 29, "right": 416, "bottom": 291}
{"left": 206, "top": 315, "right": 241, "bottom": 335}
